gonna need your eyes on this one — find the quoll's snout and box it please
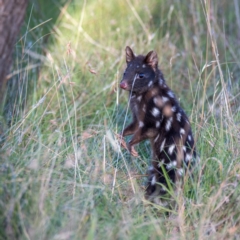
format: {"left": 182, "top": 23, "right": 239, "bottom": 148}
{"left": 120, "top": 81, "right": 128, "bottom": 90}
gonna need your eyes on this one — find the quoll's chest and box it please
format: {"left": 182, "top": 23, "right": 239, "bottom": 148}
{"left": 130, "top": 94, "right": 146, "bottom": 120}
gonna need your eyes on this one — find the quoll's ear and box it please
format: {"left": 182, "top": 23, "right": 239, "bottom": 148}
{"left": 144, "top": 50, "right": 158, "bottom": 69}
{"left": 125, "top": 46, "right": 135, "bottom": 63}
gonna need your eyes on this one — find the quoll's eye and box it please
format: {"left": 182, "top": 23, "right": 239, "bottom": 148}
{"left": 138, "top": 73, "right": 145, "bottom": 79}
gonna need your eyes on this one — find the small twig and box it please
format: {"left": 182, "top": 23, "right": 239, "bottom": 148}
{"left": 129, "top": 174, "right": 148, "bottom": 179}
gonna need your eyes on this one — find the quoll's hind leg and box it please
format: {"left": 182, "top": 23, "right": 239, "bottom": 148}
{"left": 144, "top": 139, "right": 181, "bottom": 203}
{"left": 145, "top": 166, "right": 157, "bottom": 198}
{"left": 145, "top": 164, "right": 169, "bottom": 203}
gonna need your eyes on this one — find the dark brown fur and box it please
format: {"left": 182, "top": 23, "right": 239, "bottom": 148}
{"left": 120, "top": 46, "right": 197, "bottom": 201}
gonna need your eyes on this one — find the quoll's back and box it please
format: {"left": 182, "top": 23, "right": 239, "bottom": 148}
{"left": 120, "top": 46, "right": 197, "bottom": 203}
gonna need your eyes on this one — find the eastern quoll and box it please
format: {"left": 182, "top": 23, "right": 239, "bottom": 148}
{"left": 120, "top": 46, "right": 197, "bottom": 202}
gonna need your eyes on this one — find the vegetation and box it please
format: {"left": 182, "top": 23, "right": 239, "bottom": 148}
{"left": 1, "top": 0, "right": 240, "bottom": 239}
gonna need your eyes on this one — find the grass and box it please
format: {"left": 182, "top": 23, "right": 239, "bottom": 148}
{"left": 1, "top": 0, "right": 240, "bottom": 239}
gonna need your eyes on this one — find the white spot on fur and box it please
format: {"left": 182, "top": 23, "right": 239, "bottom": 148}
{"left": 137, "top": 95, "right": 142, "bottom": 101}
{"left": 162, "top": 96, "right": 169, "bottom": 103}
{"left": 165, "top": 117, "right": 173, "bottom": 131}
{"left": 137, "top": 65, "right": 139, "bottom": 68}
{"left": 159, "top": 78, "right": 164, "bottom": 85}
{"left": 153, "top": 97, "right": 157, "bottom": 105}
{"left": 143, "top": 104, "right": 146, "bottom": 112}
{"left": 166, "top": 161, "right": 177, "bottom": 170}
{"left": 151, "top": 107, "right": 160, "bottom": 117}
{"left": 142, "top": 64, "right": 146, "bottom": 68}
{"left": 168, "top": 144, "right": 175, "bottom": 155}
{"left": 151, "top": 175, "right": 156, "bottom": 185}
{"left": 180, "top": 128, "right": 185, "bottom": 135}
{"left": 188, "top": 135, "right": 192, "bottom": 141}
{"left": 160, "top": 138, "right": 166, "bottom": 152}
{"left": 156, "top": 121, "right": 160, "bottom": 128}
{"left": 171, "top": 106, "right": 176, "bottom": 112}
{"left": 148, "top": 165, "right": 154, "bottom": 171}
{"left": 133, "top": 103, "right": 138, "bottom": 112}
{"left": 139, "top": 121, "right": 144, "bottom": 128}
{"left": 183, "top": 146, "right": 186, "bottom": 152}
{"left": 148, "top": 81, "right": 153, "bottom": 87}
{"left": 185, "top": 154, "right": 192, "bottom": 162}
{"left": 176, "top": 113, "right": 181, "bottom": 122}
{"left": 154, "top": 134, "right": 160, "bottom": 142}
{"left": 168, "top": 91, "right": 175, "bottom": 98}
{"left": 177, "top": 168, "right": 184, "bottom": 176}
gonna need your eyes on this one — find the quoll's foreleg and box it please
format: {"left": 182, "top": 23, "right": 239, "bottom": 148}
{"left": 127, "top": 130, "right": 148, "bottom": 153}
{"left": 122, "top": 121, "right": 138, "bottom": 137}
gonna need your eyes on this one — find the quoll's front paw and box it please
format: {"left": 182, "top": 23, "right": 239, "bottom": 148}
{"left": 115, "top": 133, "right": 139, "bottom": 157}
{"left": 127, "top": 142, "right": 138, "bottom": 157}
{"left": 115, "top": 133, "right": 125, "bottom": 145}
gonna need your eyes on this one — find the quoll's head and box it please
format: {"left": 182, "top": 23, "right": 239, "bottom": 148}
{"left": 120, "top": 46, "right": 158, "bottom": 93}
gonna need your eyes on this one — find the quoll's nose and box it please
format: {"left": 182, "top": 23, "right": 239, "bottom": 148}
{"left": 120, "top": 81, "right": 128, "bottom": 89}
